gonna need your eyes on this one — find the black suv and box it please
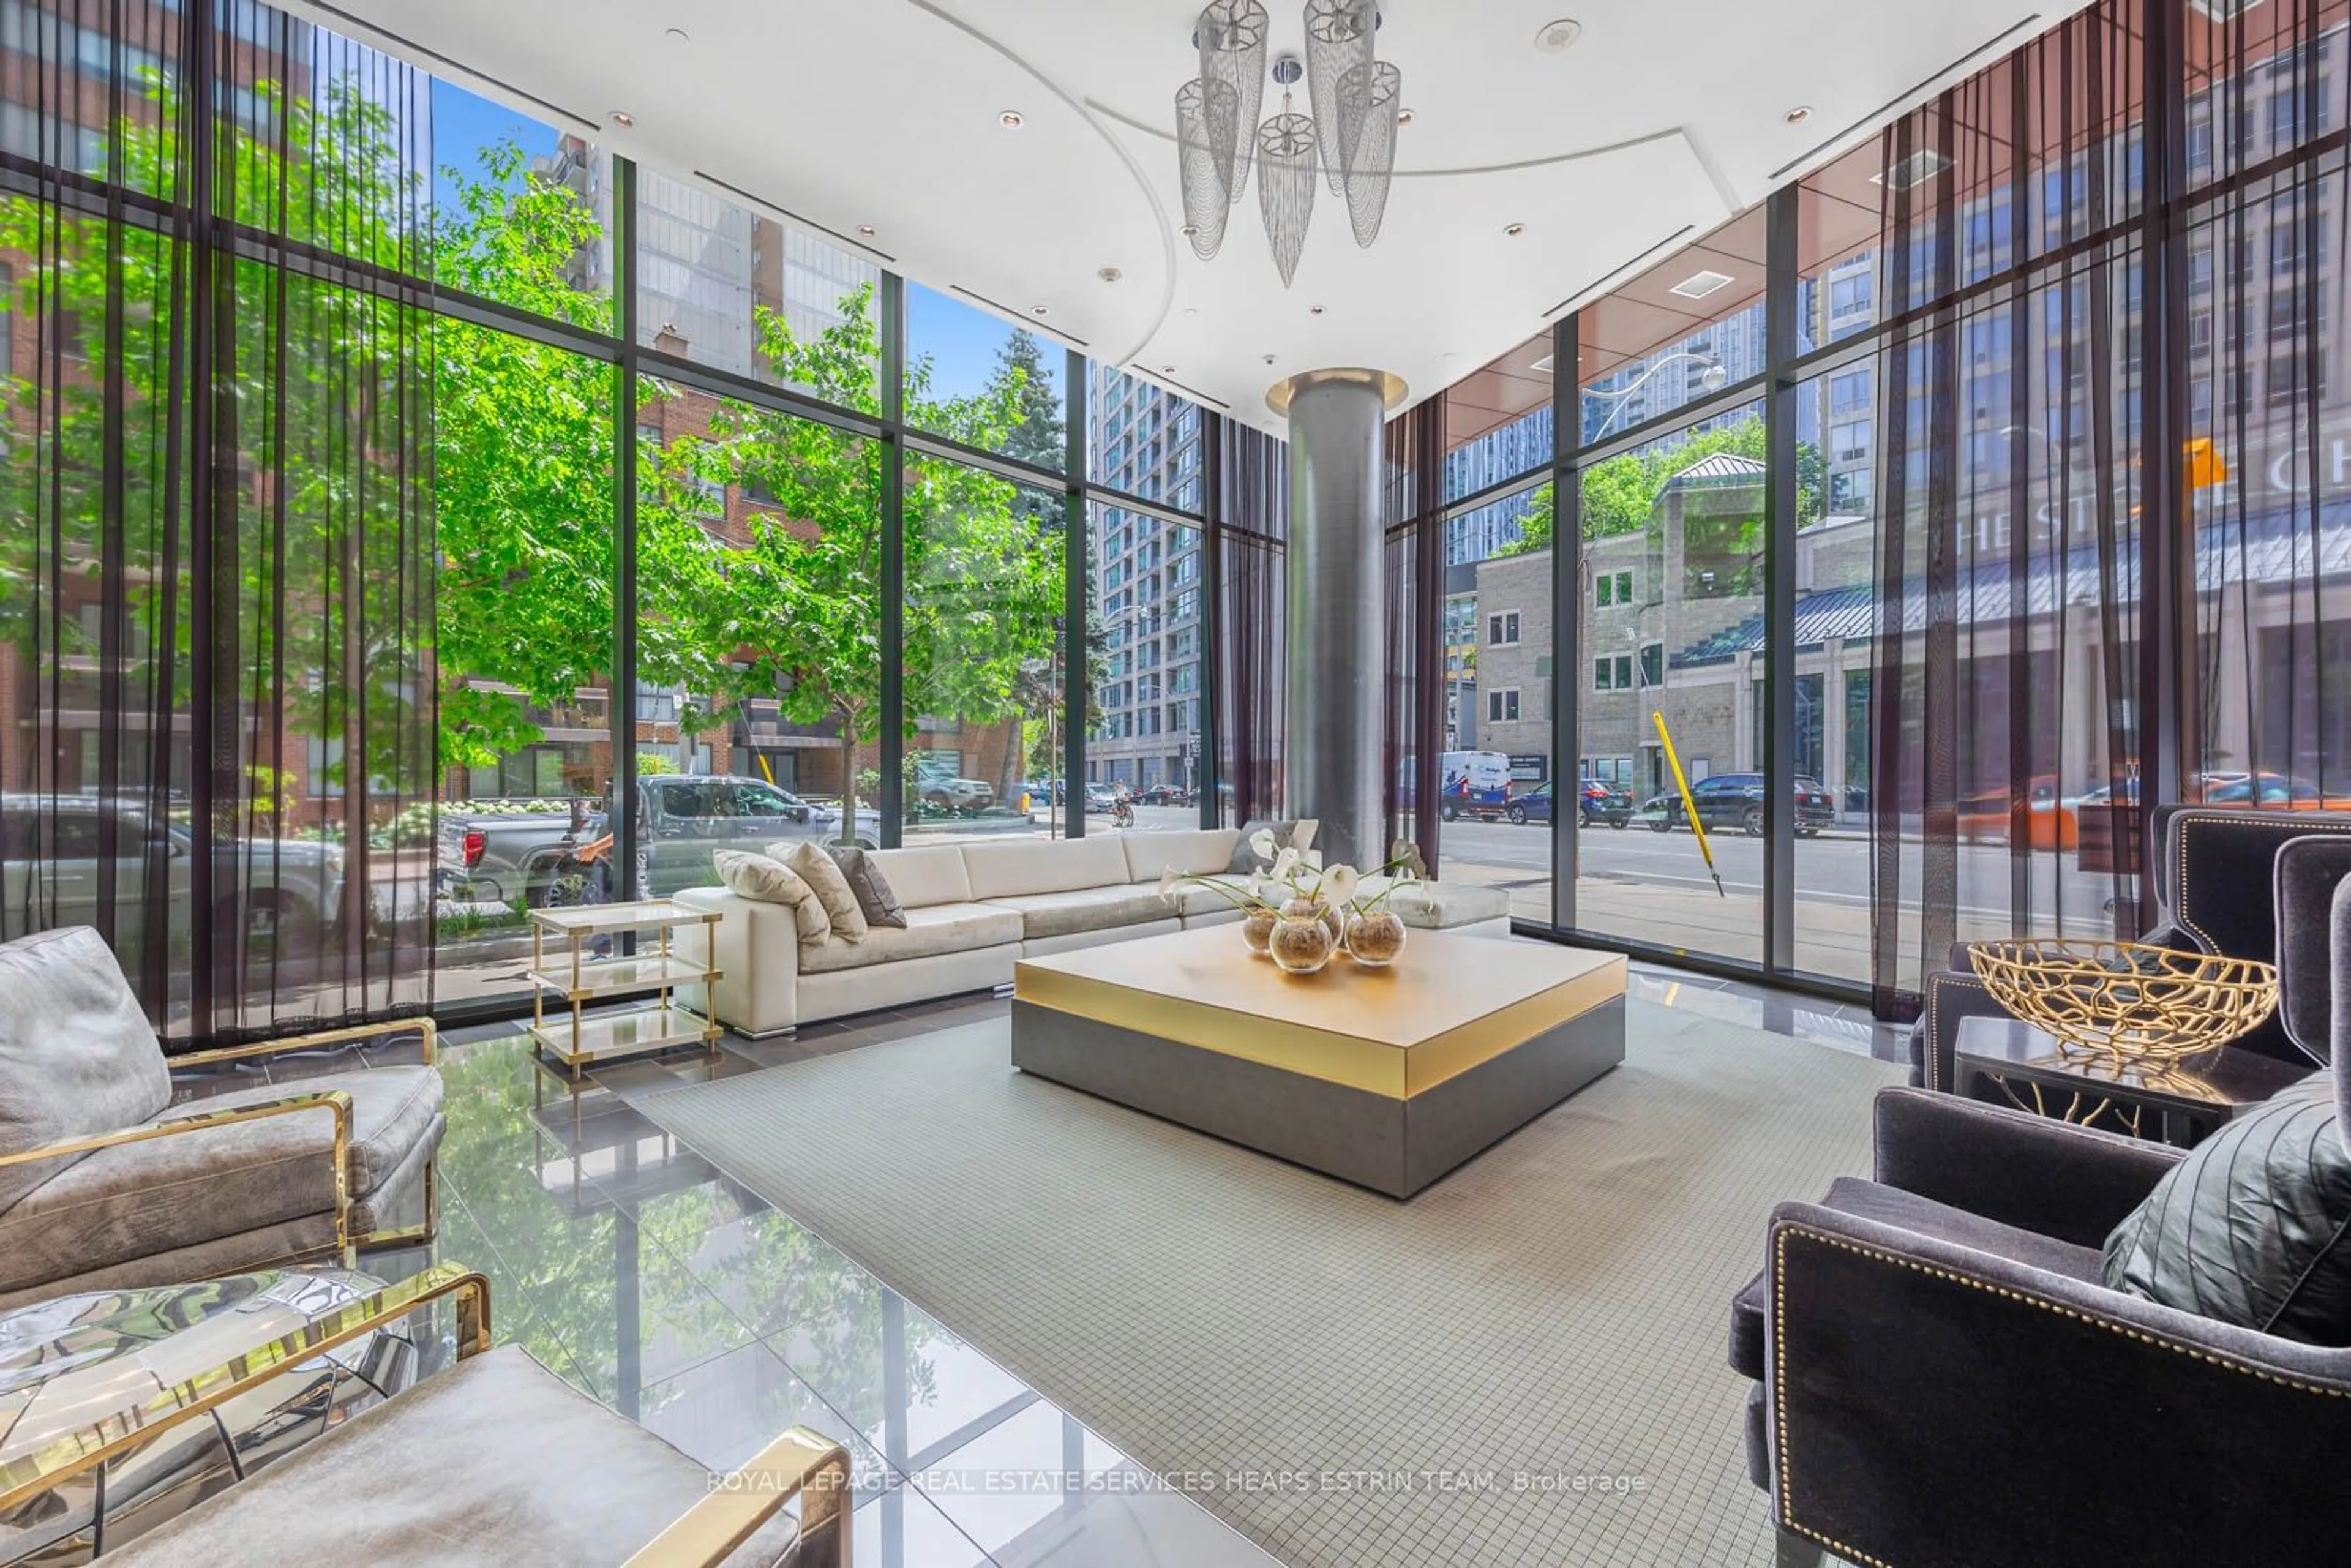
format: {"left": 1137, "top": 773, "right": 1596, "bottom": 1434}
{"left": 1640, "top": 773, "right": 1836, "bottom": 838}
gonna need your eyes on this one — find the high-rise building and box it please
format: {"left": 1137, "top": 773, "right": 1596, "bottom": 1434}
{"left": 1086, "top": 364, "right": 1205, "bottom": 791}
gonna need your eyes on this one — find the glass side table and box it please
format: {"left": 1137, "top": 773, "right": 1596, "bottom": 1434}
{"left": 0, "top": 1268, "right": 422, "bottom": 1564}
{"left": 1952, "top": 1015, "right": 2318, "bottom": 1147}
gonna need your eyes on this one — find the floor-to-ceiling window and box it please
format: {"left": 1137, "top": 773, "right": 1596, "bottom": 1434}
{"left": 0, "top": 0, "right": 1223, "bottom": 1041}
{"left": 1084, "top": 361, "right": 1209, "bottom": 821}
{"left": 1427, "top": 331, "right": 1553, "bottom": 911}
{"left": 1482, "top": 0, "right": 2351, "bottom": 1016}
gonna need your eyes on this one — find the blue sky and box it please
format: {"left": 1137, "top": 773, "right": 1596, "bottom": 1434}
{"left": 427, "top": 78, "right": 544, "bottom": 212}
{"left": 907, "top": 282, "right": 1060, "bottom": 408}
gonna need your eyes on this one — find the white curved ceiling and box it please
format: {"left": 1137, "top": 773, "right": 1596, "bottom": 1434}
{"left": 301, "top": 0, "right": 2091, "bottom": 435}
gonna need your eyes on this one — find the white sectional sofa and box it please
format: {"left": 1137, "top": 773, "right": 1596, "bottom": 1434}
{"left": 672, "top": 827, "right": 1512, "bottom": 1038}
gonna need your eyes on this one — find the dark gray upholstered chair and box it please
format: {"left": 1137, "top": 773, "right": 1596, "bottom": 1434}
{"left": 1912, "top": 805, "right": 2351, "bottom": 1091}
{"left": 1733, "top": 836, "right": 2351, "bottom": 1567}
{"left": 0, "top": 926, "right": 444, "bottom": 1310}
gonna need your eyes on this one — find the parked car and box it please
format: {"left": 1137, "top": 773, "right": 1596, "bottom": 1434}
{"left": 1957, "top": 775, "right": 2077, "bottom": 851}
{"left": 1141, "top": 783, "right": 1193, "bottom": 807}
{"left": 915, "top": 775, "right": 995, "bottom": 814}
{"left": 1502, "top": 779, "right": 1634, "bottom": 828}
{"left": 2197, "top": 770, "right": 2351, "bottom": 810}
{"left": 1438, "top": 751, "right": 1513, "bottom": 820}
{"left": 1083, "top": 782, "right": 1120, "bottom": 814}
{"left": 1639, "top": 773, "right": 1835, "bottom": 838}
{"left": 441, "top": 775, "right": 879, "bottom": 906}
{"left": 1017, "top": 779, "right": 1065, "bottom": 806}
{"left": 1578, "top": 778, "right": 1635, "bottom": 827}
{"left": 2, "top": 793, "right": 344, "bottom": 957}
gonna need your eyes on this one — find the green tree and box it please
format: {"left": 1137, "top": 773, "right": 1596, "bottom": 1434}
{"left": 991, "top": 328, "right": 1065, "bottom": 470}
{"left": 433, "top": 143, "right": 743, "bottom": 784}
{"left": 0, "top": 78, "right": 434, "bottom": 828}
{"left": 686, "top": 296, "right": 1062, "bottom": 831}
{"left": 1498, "top": 415, "right": 1825, "bottom": 555}
{"left": 2, "top": 69, "right": 1073, "bottom": 847}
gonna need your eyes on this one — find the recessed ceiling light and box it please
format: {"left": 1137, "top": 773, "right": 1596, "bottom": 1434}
{"left": 1098, "top": 266, "right": 1123, "bottom": 283}
{"left": 1670, "top": 269, "right": 1734, "bottom": 299}
{"left": 1180, "top": 223, "right": 1198, "bottom": 238}
{"left": 1504, "top": 223, "right": 1526, "bottom": 237}
{"left": 607, "top": 110, "right": 634, "bottom": 129}
{"left": 999, "top": 109, "right": 1026, "bottom": 129}
{"left": 1784, "top": 105, "right": 1812, "bottom": 126}
{"left": 1161, "top": 364, "right": 1177, "bottom": 373}
{"left": 857, "top": 224, "right": 876, "bottom": 237}
{"left": 1533, "top": 18, "right": 1583, "bottom": 53}
{"left": 1262, "top": 354, "right": 1277, "bottom": 366}
{"left": 1031, "top": 304, "right": 1050, "bottom": 316}
{"left": 1397, "top": 107, "right": 1415, "bottom": 126}
{"left": 1309, "top": 304, "right": 1325, "bottom": 315}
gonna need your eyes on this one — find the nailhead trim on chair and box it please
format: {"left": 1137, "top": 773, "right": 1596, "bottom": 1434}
{"left": 1919, "top": 971, "right": 1982, "bottom": 1093}
{"left": 2174, "top": 813, "right": 2351, "bottom": 955}
{"left": 1769, "top": 1221, "right": 2351, "bottom": 1568}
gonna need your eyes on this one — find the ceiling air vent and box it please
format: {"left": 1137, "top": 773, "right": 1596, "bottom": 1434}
{"left": 1668, "top": 269, "right": 1734, "bottom": 300}
{"left": 1873, "top": 149, "right": 1954, "bottom": 192}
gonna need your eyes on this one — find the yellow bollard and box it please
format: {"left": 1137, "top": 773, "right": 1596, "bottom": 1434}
{"left": 1651, "top": 710, "right": 1727, "bottom": 899}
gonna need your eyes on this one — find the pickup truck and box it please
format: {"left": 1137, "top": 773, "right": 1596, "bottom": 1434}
{"left": 440, "top": 775, "right": 880, "bottom": 905}
{"left": 2, "top": 792, "right": 345, "bottom": 959}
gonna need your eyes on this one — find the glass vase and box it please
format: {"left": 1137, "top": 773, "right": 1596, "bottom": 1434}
{"left": 1241, "top": 907, "right": 1277, "bottom": 957}
{"left": 1346, "top": 909, "right": 1408, "bottom": 967}
{"left": 1270, "top": 899, "right": 1336, "bottom": 975}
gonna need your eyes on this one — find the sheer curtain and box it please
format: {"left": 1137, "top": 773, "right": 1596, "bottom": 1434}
{"left": 1212, "top": 416, "right": 1288, "bottom": 823}
{"left": 1384, "top": 396, "right": 1444, "bottom": 860}
{"left": 1866, "top": 0, "right": 2351, "bottom": 1015}
{"left": 0, "top": 1, "right": 435, "bottom": 1043}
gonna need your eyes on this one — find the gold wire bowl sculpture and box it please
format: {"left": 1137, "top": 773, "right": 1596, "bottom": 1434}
{"left": 1966, "top": 939, "right": 2279, "bottom": 1065}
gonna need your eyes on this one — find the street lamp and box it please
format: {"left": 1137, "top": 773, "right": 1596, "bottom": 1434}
{"left": 1584, "top": 352, "right": 1729, "bottom": 441}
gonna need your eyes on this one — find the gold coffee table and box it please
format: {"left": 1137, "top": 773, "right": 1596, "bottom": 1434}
{"left": 1013, "top": 925, "right": 1626, "bottom": 1197}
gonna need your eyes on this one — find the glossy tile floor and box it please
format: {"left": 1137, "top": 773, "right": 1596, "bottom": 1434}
{"left": 194, "top": 956, "right": 1907, "bottom": 1567}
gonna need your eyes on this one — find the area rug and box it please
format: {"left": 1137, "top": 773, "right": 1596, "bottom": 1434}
{"left": 638, "top": 1000, "right": 1900, "bottom": 1567}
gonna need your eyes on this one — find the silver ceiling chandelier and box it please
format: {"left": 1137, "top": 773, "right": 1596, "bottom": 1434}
{"left": 1176, "top": 1, "right": 1400, "bottom": 286}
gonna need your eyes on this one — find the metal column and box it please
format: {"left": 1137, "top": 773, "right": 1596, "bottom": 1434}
{"left": 1281, "top": 370, "right": 1394, "bottom": 870}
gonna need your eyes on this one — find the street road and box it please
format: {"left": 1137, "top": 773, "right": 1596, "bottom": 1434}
{"left": 1095, "top": 805, "right": 2128, "bottom": 928}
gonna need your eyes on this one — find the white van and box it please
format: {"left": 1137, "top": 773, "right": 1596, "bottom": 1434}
{"left": 1438, "top": 751, "right": 1513, "bottom": 819}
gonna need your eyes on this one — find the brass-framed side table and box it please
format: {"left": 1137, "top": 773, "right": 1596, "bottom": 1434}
{"left": 527, "top": 898, "right": 723, "bottom": 1081}
{"left": 1952, "top": 1015, "right": 2316, "bottom": 1147}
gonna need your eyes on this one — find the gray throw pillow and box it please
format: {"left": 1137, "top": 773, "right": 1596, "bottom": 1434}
{"left": 0, "top": 926, "right": 173, "bottom": 1216}
{"left": 1226, "top": 819, "right": 1302, "bottom": 876}
{"left": 2102, "top": 1074, "right": 2351, "bottom": 1345}
{"left": 785, "top": 840, "right": 868, "bottom": 942}
{"left": 713, "top": 849, "right": 830, "bottom": 946}
{"left": 825, "top": 845, "right": 907, "bottom": 929}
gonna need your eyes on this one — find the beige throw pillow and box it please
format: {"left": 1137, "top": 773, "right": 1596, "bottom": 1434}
{"left": 713, "top": 849, "right": 830, "bottom": 945}
{"left": 786, "top": 840, "right": 869, "bottom": 942}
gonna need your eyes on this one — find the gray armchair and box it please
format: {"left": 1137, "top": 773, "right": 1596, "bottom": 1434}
{"left": 1733, "top": 1086, "right": 2351, "bottom": 1567}
{"left": 1913, "top": 805, "right": 2351, "bottom": 1091}
{"left": 0, "top": 926, "right": 444, "bottom": 1310}
{"left": 1744, "top": 834, "right": 2351, "bottom": 1562}
{"left": 2, "top": 1264, "right": 852, "bottom": 1567}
